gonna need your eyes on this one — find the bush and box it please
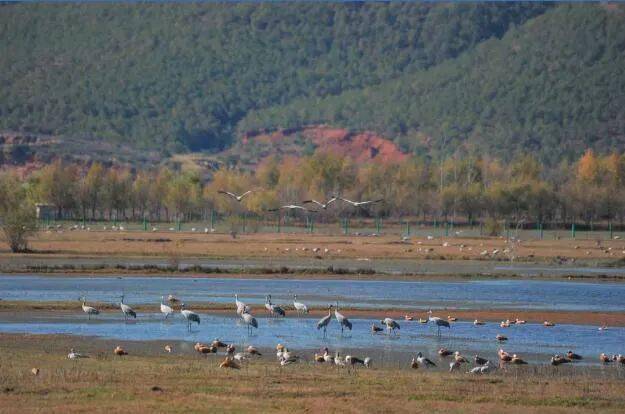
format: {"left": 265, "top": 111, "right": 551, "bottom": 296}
{"left": 0, "top": 174, "right": 38, "bottom": 252}
{"left": 484, "top": 217, "right": 502, "bottom": 237}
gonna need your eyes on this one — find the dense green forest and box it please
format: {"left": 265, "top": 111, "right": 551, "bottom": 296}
{"left": 0, "top": 3, "right": 548, "bottom": 155}
{"left": 239, "top": 4, "right": 625, "bottom": 165}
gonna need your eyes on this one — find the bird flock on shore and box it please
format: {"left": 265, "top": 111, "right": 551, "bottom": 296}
{"left": 73, "top": 294, "right": 624, "bottom": 372}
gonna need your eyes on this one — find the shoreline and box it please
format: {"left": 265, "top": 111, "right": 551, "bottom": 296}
{"left": 1, "top": 300, "right": 623, "bottom": 327}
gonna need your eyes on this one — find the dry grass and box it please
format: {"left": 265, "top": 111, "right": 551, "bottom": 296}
{"left": 3, "top": 230, "right": 625, "bottom": 262}
{"left": 1, "top": 334, "right": 624, "bottom": 413}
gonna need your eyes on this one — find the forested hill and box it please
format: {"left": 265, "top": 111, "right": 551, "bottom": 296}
{"left": 239, "top": 4, "right": 625, "bottom": 165}
{"left": 0, "top": 3, "right": 548, "bottom": 156}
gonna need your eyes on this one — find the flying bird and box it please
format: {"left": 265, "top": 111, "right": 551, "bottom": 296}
{"left": 218, "top": 190, "right": 254, "bottom": 202}
{"left": 267, "top": 205, "right": 317, "bottom": 213}
{"left": 301, "top": 197, "right": 337, "bottom": 210}
{"left": 337, "top": 197, "right": 384, "bottom": 207}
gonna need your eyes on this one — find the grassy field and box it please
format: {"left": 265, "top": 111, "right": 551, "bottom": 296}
{"left": 3, "top": 229, "right": 625, "bottom": 262}
{"left": 0, "top": 333, "right": 624, "bottom": 413}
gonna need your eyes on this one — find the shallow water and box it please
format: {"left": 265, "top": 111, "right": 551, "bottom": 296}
{"left": 1, "top": 275, "right": 625, "bottom": 311}
{"left": 0, "top": 312, "right": 622, "bottom": 365}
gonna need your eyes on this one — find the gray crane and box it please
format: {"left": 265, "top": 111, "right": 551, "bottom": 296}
{"left": 218, "top": 190, "right": 254, "bottom": 202}
{"left": 317, "top": 305, "right": 333, "bottom": 338}
{"left": 80, "top": 296, "right": 99, "bottom": 320}
{"left": 335, "top": 301, "right": 352, "bottom": 334}
{"left": 427, "top": 309, "right": 450, "bottom": 336}
{"left": 381, "top": 317, "right": 400, "bottom": 335}
{"left": 119, "top": 295, "right": 136, "bottom": 321}
{"left": 241, "top": 311, "right": 258, "bottom": 335}
{"left": 180, "top": 303, "right": 200, "bottom": 331}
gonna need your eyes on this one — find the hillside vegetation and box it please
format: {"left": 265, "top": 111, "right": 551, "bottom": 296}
{"left": 0, "top": 3, "right": 548, "bottom": 156}
{"left": 239, "top": 4, "right": 625, "bottom": 164}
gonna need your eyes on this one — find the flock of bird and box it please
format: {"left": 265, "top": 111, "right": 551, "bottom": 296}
{"left": 219, "top": 190, "right": 383, "bottom": 213}
{"left": 76, "top": 294, "right": 624, "bottom": 371}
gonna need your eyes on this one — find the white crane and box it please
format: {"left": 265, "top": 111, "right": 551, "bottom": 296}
{"left": 265, "top": 295, "right": 286, "bottom": 317}
{"left": 317, "top": 305, "right": 333, "bottom": 338}
{"left": 160, "top": 296, "right": 173, "bottom": 319}
{"left": 67, "top": 348, "right": 89, "bottom": 359}
{"left": 80, "top": 296, "right": 99, "bottom": 320}
{"left": 235, "top": 294, "right": 250, "bottom": 315}
{"left": 218, "top": 190, "right": 254, "bottom": 202}
{"left": 119, "top": 295, "right": 137, "bottom": 321}
{"left": 241, "top": 311, "right": 258, "bottom": 335}
{"left": 338, "top": 197, "right": 384, "bottom": 207}
{"left": 381, "top": 317, "right": 400, "bottom": 335}
{"left": 427, "top": 309, "right": 450, "bottom": 336}
{"left": 335, "top": 301, "right": 352, "bottom": 334}
{"left": 180, "top": 303, "right": 200, "bottom": 331}
{"left": 293, "top": 295, "right": 308, "bottom": 316}
{"left": 267, "top": 204, "right": 317, "bottom": 213}
{"left": 301, "top": 197, "right": 337, "bottom": 210}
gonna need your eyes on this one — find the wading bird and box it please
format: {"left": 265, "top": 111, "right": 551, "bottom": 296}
{"left": 317, "top": 305, "right": 333, "bottom": 338}
{"left": 180, "top": 303, "right": 200, "bottom": 331}
{"left": 218, "top": 190, "right": 254, "bottom": 202}
{"left": 338, "top": 197, "right": 384, "bottom": 208}
{"left": 335, "top": 301, "right": 352, "bottom": 334}
{"left": 381, "top": 317, "right": 400, "bottom": 335}
{"left": 119, "top": 295, "right": 137, "bottom": 321}
{"left": 241, "top": 311, "right": 258, "bottom": 335}
{"left": 265, "top": 295, "right": 286, "bottom": 317}
{"left": 235, "top": 294, "right": 250, "bottom": 315}
{"left": 427, "top": 310, "right": 450, "bottom": 336}
{"left": 293, "top": 295, "right": 308, "bottom": 316}
{"left": 80, "top": 297, "right": 99, "bottom": 320}
{"left": 160, "top": 296, "right": 173, "bottom": 319}
{"left": 301, "top": 197, "right": 337, "bottom": 210}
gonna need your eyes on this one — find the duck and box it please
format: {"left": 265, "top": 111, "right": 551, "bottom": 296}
{"left": 498, "top": 349, "right": 512, "bottom": 362}
{"left": 164, "top": 345, "right": 173, "bottom": 353}
{"left": 473, "top": 319, "right": 485, "bottom": 326}
{"left": 322, "top": 347, "right": 334, "bottom": 363}
{"left": 211, "top": 339, "right": 228, "bottom": 348}
{"left": 496, "top": 334, "right": 508, "bottom": 342}
{"left": 500, "top": 321, "right": 510, "bottom": 328}
{"left": 246, "top": 346, "right": 262, "bottom": 356}
{"left": 371, "top": 324, "right": 384, "bottom": 334}
{"left": 543, "top": 321, "right": 555, "bottom": 327}
{"left": 600, "top": 353, "right": 613, "bottom": 363}
{"left": 68, "top": 348, "right": 89, "bottom": 359}
{"left": 219, "top": 356, "right": 240, "bottom": 369}
{"left": 510, "top": 354, "right": 528, "bottom": 365}
{"left": 566, "top": 350, "right": 582, "bottom": 361}
{"left": 515, "top": 319, "right": 526, "bottom": 324}
{"left": 416, "top": 352, "right": 436, "bottom": 367}
{"left": 410, "top": 357, "right": 419, "bottom": 369}
{"left": 314, "top": 353, "right": 325, "bottom": 363}
{"left": 453, "top": 351, "right": 467, "bottom": 363}
{"left": 114, "top": 346, "right": 128, "bottom": 356}
{"left": 438, "top": 348, "right": 453, "bottom": 357}
{"left": 614, "top": 354, "right": 625, "bottom": 365}
{"left": 447, "top": 315, "right": 457, "bottom": 322}
{"left": 418, "top": 318, "right": 428, "bottom": 324}
{"left": 551, "top": 355, "right": 571, "bottom": 366}
{"left": 474, "top": 355, "right": 488, "bottom": 365}
{"left": 404, "top": 315, "right": 414, "bottom": 321}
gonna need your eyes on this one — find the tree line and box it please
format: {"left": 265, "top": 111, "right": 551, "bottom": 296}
{"left": 2, "top": 149, "right": 625, "bottom": 229}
